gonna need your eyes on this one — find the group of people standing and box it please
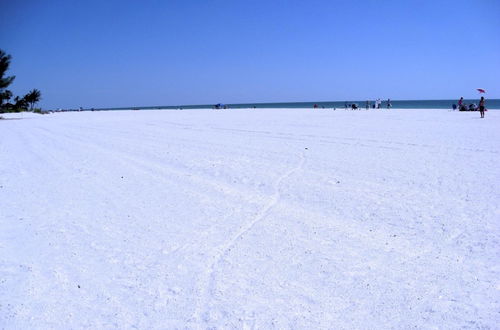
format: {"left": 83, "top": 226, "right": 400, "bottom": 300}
{"left": 454, "top": 96, "right": 486, "bottom": 118}
{"left": 365, "top": 99, "right": 391, "bottom": 110}
{"left": 338, "top": 99, "right": 392, "bottom": 110}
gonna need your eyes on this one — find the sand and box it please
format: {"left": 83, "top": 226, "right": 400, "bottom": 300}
{"left": 1, "top": 108, "right": 499, "bottom": 328}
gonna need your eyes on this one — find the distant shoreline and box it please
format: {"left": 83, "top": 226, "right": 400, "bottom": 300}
{"left": 50, "top": 99, "right": 500, "bottom": 112}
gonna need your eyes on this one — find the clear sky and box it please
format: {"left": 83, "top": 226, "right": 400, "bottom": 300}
{"left": 1, "top": 0, "right": 499, "bottom": 109}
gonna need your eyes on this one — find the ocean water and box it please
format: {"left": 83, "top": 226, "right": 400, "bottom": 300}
{"left": 98, "top": 99, "right": 500, "bottom": 111}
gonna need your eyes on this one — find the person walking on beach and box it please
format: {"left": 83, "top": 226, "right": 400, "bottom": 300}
{"left": 387, "top": 99, "right": 391, "bottom": 109}
{"left": 479, "top": 96, "right": 485, "bottom": 118}
{"left": 458, "top": 97, "right": 464, "bottom": 111}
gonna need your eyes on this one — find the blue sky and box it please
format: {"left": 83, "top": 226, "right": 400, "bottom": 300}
{"left": 1, "top": 0, "right": 499, "bottom": 109}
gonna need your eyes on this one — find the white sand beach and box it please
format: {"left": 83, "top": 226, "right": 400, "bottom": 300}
{"left": 1, "top": 108, "right": 499, "bottom": 328}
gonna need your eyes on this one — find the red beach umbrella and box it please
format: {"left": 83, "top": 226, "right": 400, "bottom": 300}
{"left": 477, "top": 88, "right": 486, "bottom": 93}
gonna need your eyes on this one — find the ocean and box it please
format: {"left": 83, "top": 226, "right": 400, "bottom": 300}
{"left": 97, "top": 99, "right": 500, "bottom": 111}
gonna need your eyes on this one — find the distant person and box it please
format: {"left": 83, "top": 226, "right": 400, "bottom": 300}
{"left": 366, "top": 101, "right": 369, "bottom": 110}
{"left": 376, "top": 99, "right": 381, "bottom": 109}
{"left": 344, "top": 102, "right": 348, "bottom": 110}
{"left": 387, "top": 99, "right": 391, "bottom": 109}
{"left": 313, "top": 104, "right": 318, "bottom": 109}
{"left": 458, "top": 97, "right": 464, "bottom": 111}
{"left": 479, "top": 96, "right": 485, "bottom": 118}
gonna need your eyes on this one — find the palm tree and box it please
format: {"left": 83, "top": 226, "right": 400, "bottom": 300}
{"left": 1, "top": 51, "right": 43, "bottom": 112}
{"left": 0, "top": 50, "right": 15, "bottom": 90}
{"left": 0, "top": 89, "right": 12, "bottom": 105}
{"left": 1, "top": 50, "right": 16, "bottom": 109}
{"left": 14, "top": 96, "right": 28, "bottom": 110}
{"left": 24, "top": 89, "right": 42, "bottom": 111}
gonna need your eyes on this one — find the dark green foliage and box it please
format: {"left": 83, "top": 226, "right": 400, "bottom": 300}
{"left": 0, "top": 89, "right": 12, "bottom": 104}
{"left": 1, "top": 50, "right": 17, "bottom": 110}
{"left": 24, "top": 89, "right": 42, "bottom": 111}
{"left": 0, "top": 50, "right": 42, "bottom": 112}
{"left": 0, "top": 104, "right": 22, "bottom": 113}
{"left": 0, "top": 50, "right": 15, "bottom": 90}
{"left": 14, "top": 95, "right": 28, "bottom": 110}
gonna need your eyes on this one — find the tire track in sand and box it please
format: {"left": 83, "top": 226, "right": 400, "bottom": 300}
{"left": 191, "top": 150, "right": 306, "bottom": 325}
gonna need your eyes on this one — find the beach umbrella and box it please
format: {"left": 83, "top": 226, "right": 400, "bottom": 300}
{"left": 477, "top": 88, "right": 486, "bottom": 93}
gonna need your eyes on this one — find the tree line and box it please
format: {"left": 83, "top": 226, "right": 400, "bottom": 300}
{"left": 0, "top": 49, "right": 41, "bottom": 113}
